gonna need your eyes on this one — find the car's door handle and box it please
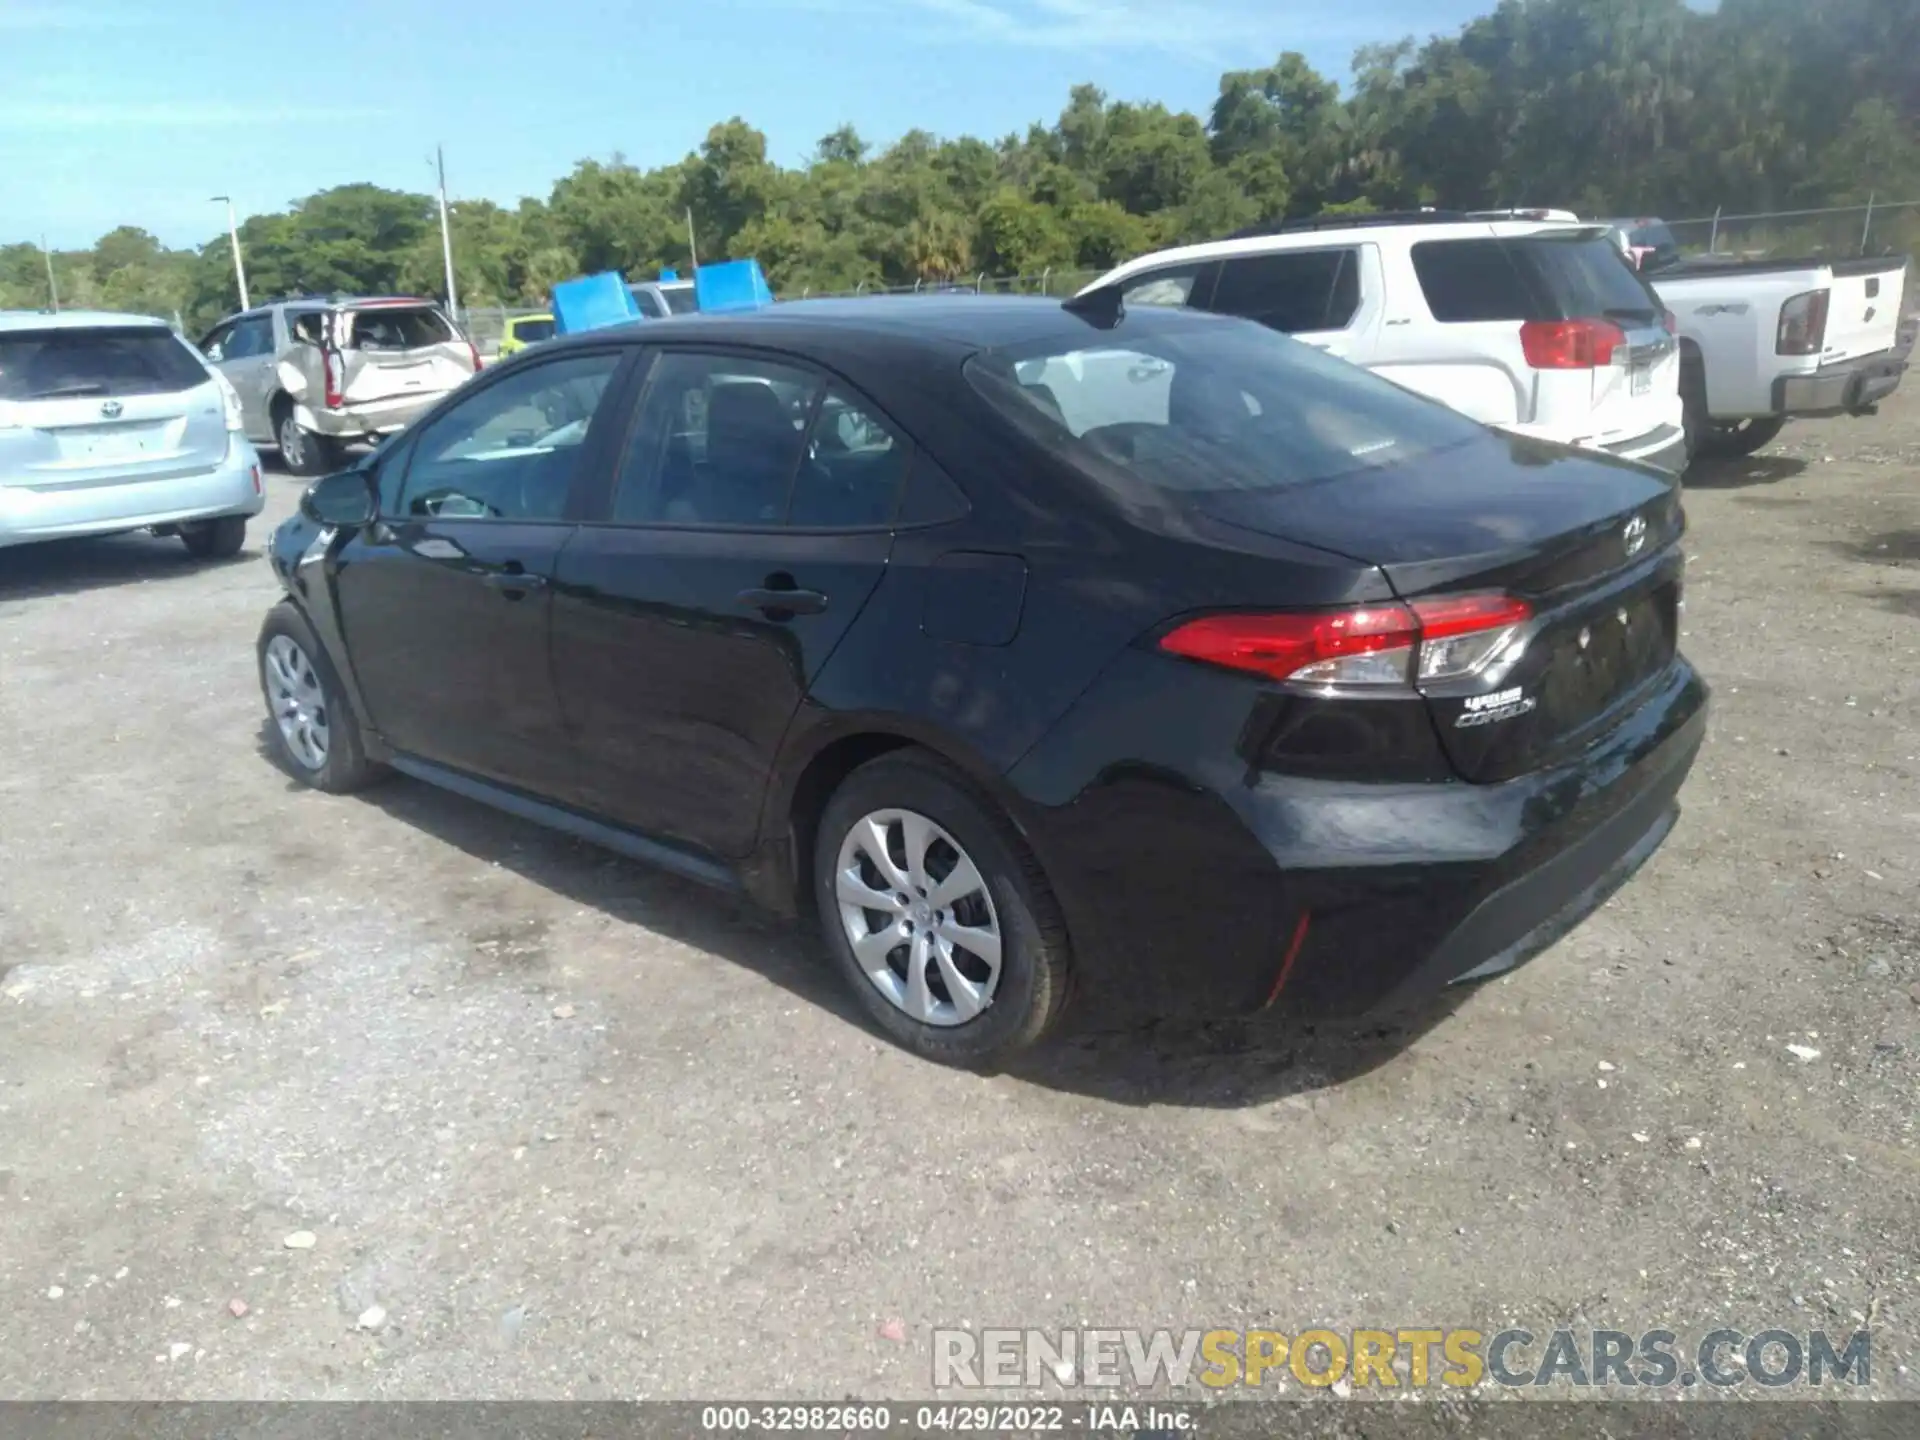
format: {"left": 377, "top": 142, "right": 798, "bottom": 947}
{"left": 483, "top": 565, "right": 547, "bottom": 597}
{"left": 738, "top": 586, "right": 827, "bottom": 617}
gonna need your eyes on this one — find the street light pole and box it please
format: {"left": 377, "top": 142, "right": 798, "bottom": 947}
{"left": 211, "top": 196, "right": 250, "bottom": 309}
{"left": 40, "top": 235, "right": 60, "bottom": 312}
{"left": 435, "top": 144, "right": 459, "bottom": 321}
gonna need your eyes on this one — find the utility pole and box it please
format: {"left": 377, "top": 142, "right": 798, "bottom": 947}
{"left": 435, "top": 144, "right": 459, "bottom": 320}
{"left": 211, "top": 196, "right": 250, "bottom": 308}
{"left": 686, "top": 207, "right": 699, "bottom": 269}
{"left": 40, "top": 235, "right": 59, "bottom": 312}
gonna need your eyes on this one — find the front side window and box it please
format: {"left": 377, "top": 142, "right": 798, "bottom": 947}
{"left": 612, "top": 351, "right": 820, "bottom": 526}
{"left": 1206, "top": 248, "right": 1360, "bottom": 333}
{"left": 966, "top": 319, "right": 1484, "bottom": 499}
{"left": 392, "top": 351, "right": 621, "bottom": 521}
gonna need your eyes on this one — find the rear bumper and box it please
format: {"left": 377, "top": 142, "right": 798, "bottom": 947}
{"left": 1598, "top": 422, "right": 1688, "bottom": 474}
{"left": 0, "top": 438, "right": 265, "bottom": 549}
{"left": 1015, "top": 652, "right": 1709, "bottom": 1024}
{"left": 1770, "top": 349, "right": 1907, "bottom": 416}
{"left": 306, "top": 390, "right": 451, "bottom": 439}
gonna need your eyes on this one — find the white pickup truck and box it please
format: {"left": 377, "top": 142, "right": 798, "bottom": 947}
{"left": 1629, "top": 241, "right": 1911, "bottom": 458}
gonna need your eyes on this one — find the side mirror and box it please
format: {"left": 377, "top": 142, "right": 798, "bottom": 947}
{"left": 300, "top": 469, "right": 376, "bottom": 528}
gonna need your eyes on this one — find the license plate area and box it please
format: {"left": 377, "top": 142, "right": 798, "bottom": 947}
{"left": 1629, "top": 361, "right": 1653, "bottom": 396}
{"left": 55, "top": 426, "right": 159, "bottom": 464}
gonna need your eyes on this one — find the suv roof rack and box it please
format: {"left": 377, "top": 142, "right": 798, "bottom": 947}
{"left": 1225, "top": 209, "right": 1471, "bottom": 240}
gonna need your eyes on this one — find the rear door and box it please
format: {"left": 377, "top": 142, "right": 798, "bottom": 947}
{"left": 1200, "top": 245, "right": 1380, "bottom": 361}
{"left": 0, "top": 324, "right": 230, "bottom": 492}
{"left": 331, "top": 303, "right": 475, "bottom": 408}
{"left": 331, "top": 346, "right": 629, "bottom": 796}
{"left": 549, "top": 347, "right": 901, "bottom": 855}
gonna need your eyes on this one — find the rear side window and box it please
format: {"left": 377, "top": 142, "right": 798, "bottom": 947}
{"left": 346, "top": 307, "right": 455, "bottom": 350}
{"left": 1206, "top": 249, "right": 1359, "bottom": 333}
{"left": 789, "top": 388, "right": 911, "bottom": 528}
{"left": 612, "top": 351, "right": 820, "bottom": 526}
{"left": 0, "top": 327, "right": 210, "bottom": 400}
{"left": 966, "top": 320, "right": 1482, "bottom": 498}
{"left": 630, "top": 289, "right": 667, "bottom": 319}
{"left": 1411, "top": 240, "right": 1532, "bottom": 322}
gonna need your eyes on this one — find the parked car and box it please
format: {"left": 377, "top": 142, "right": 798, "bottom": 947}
{"left": 1, "top": 310, "right": 263, "bottom": 556}
{"left": 199, "top": 297, "right": 480, "bottom": 476}
{"left": 496, "top": 312, "right": 555, "bottom": 361}
{"left": 629, "top": 279, "right": 699, "bottom": 318}
{"left": 257, "top": 296, "right": 1706, "bottom": 1066}
{"left": 1084, "top": 212, "right": 1687, "bottom": 473}
{"left": 1634, "top": 242, "right": 1910, "bottom": 458}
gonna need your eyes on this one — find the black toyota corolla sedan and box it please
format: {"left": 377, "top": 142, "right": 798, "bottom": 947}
{"left": 259, "top": 293, "right": 1706, "bottom": 1066}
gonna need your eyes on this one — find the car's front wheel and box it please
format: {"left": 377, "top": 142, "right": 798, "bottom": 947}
{"left": 276, "top": 408, "right": 340, "bottom": 477}
{"left": 257, "top": 602, "right": 384, "bottom": 793}
{"left": 813, "top": 752, "right": 1071, "bottom": 1067}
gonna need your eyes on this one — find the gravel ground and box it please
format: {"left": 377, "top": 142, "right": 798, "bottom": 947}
{"left": 0, "top": 393, "right": 1915, "bottom": 1404}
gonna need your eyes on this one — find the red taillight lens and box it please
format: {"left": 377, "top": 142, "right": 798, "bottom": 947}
{"left": 1160, "top": 593, "right": 1533, "bottom": 690}
{"left": 1520, "top": 317, "right": 1626, "bottom": 369}
{"left": 467, "top": 339, "right": 482, "bottom": 373}
{"left": 1661, "top": 309, "right": 1677, "bottom": 335}
{"left": 1159, "top": 605, "right": 1422, "bottom": 688}
{"left": 322, "top": 349, "right": 343, "bottom": 409}
{"left": 1776, "top": 288, "right": 1829, "bottom": 355}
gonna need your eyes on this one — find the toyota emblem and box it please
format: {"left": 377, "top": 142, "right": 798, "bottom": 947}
{"left": 1622, "top": 515, "right": 1647, "bottom": 557}
{"left": 100, "top": 399, "right": 124, "bottom": 419}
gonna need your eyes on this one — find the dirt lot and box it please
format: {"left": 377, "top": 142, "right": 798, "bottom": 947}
{"left": 1, "top": 395, "right": 1916, "bottom": 1404}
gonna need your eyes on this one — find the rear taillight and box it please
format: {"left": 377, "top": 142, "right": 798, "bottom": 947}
{"left": 1159, "top": 594, "right": 1533, "bottom": 690}
{"left": 1776, "top": 288, "right": 1829, "bottom": 356}
{"left": 1661, "top": 309, "right": 1677, "bottom": 335}
{"left": 1520, "top": 317, "right": 1626, "bottom": 369}
{"left": 322, "top": 349, "right": 344, "bottom": 409}
{"left": 466, "top": 339, "right": 482, "bottom": 373}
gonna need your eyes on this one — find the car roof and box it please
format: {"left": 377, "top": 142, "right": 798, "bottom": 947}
{"left": 0, "top": 309, "right": 171, "bottom": 333}
{"left": 1092, "top": 219, "right": 1608, "bottom": 286}
{"left": 534, "top": 294, "right": 1187, "bottom": 359}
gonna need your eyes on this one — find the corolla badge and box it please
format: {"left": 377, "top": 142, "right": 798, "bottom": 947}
{"left": 100, "top": 399, "right": 123, "bottom": 419}
{"left": 1455, "top": 685, "right": 1537, "bottom": 728}
{"left": 1622, "top": 515, "right": 1647, "bottom": 558}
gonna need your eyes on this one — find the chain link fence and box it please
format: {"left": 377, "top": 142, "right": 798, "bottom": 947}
{"left": 1662, "top": 199, "right": 1920, "bottom": 260}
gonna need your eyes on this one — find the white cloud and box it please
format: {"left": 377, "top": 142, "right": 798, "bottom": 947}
{"left": 0, "top": 101, "right": 389, "bottom": 130}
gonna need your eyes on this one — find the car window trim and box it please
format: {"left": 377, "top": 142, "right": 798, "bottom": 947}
{"left": 586, "top": 342, "right": 919, "bottom": 535}
{"left": 381, "top": 344, "right": 636, "bottom": 527}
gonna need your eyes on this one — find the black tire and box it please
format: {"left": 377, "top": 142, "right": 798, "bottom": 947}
{"left": 813, "top": 751, "right": 1072, "bottom": 1067}
{"left": 275, "top": 403, "right": 340, "bottom": 477}
{"left": 256, "top": 600, "right": 385, "bottom": 793}
{"left": 181, "top": 514, "right": 247, "bottom": 560}
{"left": 1679, "top": 351, "right": 1711, "bottom": 465}
{"left": 1696, "top": 416, "right": 1786, "bottom": 459}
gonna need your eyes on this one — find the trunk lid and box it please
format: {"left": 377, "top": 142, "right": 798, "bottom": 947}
{"left": 1197, "top": 436, "right": 1685, "bottom": 781}
{"left": 0, "top": 325, "right": 230, "bottom": 490}
{"left": 1821, "top": 258, "right": 1909, "bottom": 364}
{"left": 326, "top": 303, "right": 474, "bottom": 405}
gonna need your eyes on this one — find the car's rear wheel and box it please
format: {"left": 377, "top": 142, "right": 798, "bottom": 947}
{"left": 180, "top": 515, "right": 246, "bottom": 560}
{"left": 257, "top": 602, "right": 383, "bottom": 793}
{"left": 276, "top": 406, "right": 340, "bottom": 477}
{"left": 1696, "top": 416, "right": 1785, "bottom": 460}
{"left": 813, "top": 752, "right": 1070, "bottom": 1067}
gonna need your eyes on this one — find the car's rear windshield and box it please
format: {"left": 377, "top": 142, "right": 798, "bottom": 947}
{"left": 0, "top": 326, "right": 209, "bottom": 401}
{"left": 964, "top": 318, "right": 1486, "bottom": 497}
{"left": 345, "top": 306, "right": 455, "bottom": 350}
{"left": 661, "top": 286, "right": 699, "bottom": 315}
{"left": 513, "top": 317, "right": 555, "bottom": 343}
{"left": 1413, "top": 233, "right": 1660, "bottom": 323}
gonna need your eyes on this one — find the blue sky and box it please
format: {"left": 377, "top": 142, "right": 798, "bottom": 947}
{"left": 5, "top": 0, "right": 1492, "bottom": 251}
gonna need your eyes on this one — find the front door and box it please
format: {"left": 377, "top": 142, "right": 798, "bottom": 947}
{"left": 332, "top": 347, "right": 629, "bottom": 797}
{"left": 550, "top": 349, "right": 903, "bottom": 856}
{"left": 203, "top": 313, "right": 277, "bottom": 441}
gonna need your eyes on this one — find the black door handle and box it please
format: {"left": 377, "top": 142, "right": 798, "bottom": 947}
{"left": 483, "top": 564, "right": 547, "bottom": 597}
{"left": 738, "top": 586, "right": 827, "bottom": 617}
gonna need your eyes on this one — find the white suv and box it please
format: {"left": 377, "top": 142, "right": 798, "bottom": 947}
{"left": 1083, "top": 213, "right": 1687, "bottom": 473}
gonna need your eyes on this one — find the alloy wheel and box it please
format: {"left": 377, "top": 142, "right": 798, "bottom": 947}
{"left": 834, "top": 808, "right": 1002, "bottom": 1027}
{"left": 279, "top": 415, "right": 306, "bottom": 470}
{"left": 264, "top": 635, "right": 330, "bottom": 771}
